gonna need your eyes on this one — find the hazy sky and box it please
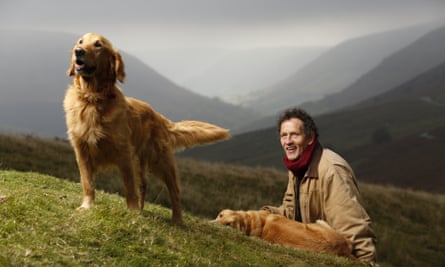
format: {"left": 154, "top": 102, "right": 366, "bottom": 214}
{"left": 2, "top": 0, "right": 445, "bottom": 86}
{"left": 2, "top": 0, "right": 445, "bottom": 50}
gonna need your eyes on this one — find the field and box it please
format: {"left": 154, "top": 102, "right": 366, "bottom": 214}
{"left": 1, "top": 134, "right": 444, "bottom": 266}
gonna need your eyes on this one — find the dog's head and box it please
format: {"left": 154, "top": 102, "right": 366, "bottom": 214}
{"left": 67, "top": 33, "right": 125, "bottom": 83}
{"left": 211, "top": 209, "right": 248, "bottom": 232}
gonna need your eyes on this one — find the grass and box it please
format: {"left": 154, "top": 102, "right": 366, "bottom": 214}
{"left": 0, "top": 134, "right": 78, "bottom": 181}
{"left": 361, "top": 185, "right": 445, "bottom": 267}
{"left": 0, "top": 171, "right": 363, "bottom": 267}
{"left": 1, "top": 133, "right": 445, "bottom": 266}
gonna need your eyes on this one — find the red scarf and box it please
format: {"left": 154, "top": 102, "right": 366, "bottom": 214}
{"left": 283, "top": 139, "right": 319, "bottom": 178}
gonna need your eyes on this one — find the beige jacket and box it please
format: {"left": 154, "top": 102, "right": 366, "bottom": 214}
{"left": 263, "top": 144, "right": 377, "bottom": 262}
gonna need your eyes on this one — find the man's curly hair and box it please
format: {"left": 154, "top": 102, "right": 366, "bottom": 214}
{"left": 277, "top": 108, "right": 319, "bottom": 139}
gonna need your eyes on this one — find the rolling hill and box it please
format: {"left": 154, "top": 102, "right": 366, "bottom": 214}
{"left": 301, "top": 24, "right": 445, "bottom": 116}
{"left": 242, "top": 23, "right": 441, "bottom": 115}
{"left": 0, "top": 134, "right": 444, "bottom": 266}
{"left": 0, "top": 29, "right": 260, "bottom": 137}
{"left": 180, "top": 60, "right": 445, "bottom": 193}
{"left": 0, "top": 171, "right": 364, "bottom": 267}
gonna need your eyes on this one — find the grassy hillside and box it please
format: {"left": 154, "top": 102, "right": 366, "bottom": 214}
{"left": 1, "top": 133, "right": 445, "bottom": 266}
{"left": 343, "top": 125, "right": 445, "bottom": 192}
{"left": 0, "top": 171, "right": 365, "bottom": 267}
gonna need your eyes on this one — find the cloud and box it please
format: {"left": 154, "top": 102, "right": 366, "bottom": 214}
{"left": 1, "top": 0, "right": 444, "bottom": 50}
{"left": 1, "top": 0, "right": 445, "bottom": 97}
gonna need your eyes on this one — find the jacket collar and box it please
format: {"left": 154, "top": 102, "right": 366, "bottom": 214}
{"left": 304, "top": 143, "right": 323, "bottom": 179}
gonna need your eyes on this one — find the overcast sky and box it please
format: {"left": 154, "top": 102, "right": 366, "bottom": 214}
{"left": 2, "top": 0, "right": 445, "bottom": 50}
{"left": 2, "top": 0, "right": 445, "bottom": 86}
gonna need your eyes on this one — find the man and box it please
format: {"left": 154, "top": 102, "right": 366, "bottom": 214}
{"left": 262, "top": 108, "right": 377, "bottom": 262}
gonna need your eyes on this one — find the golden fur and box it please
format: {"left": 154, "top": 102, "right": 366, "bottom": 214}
{"left": 212, "top": 209, "right": 353, "bottom": 258}
{"left": 63, "top": 33, "right": 229, "bottom": 223}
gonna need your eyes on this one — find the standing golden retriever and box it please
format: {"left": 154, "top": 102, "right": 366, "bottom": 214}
{"left": 64, "top": 33, "right": 229, "bottom": 223}
{"left": 212, "top": 209, "right": 353, "bottom": 258}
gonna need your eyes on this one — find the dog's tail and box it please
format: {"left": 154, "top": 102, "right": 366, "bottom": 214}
{"left": 169, "top": 120, "right": 230, "bottom": 151}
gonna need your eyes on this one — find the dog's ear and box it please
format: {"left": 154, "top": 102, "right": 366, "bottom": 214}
{"left": 67, "top": 63, "right": 75, "bottom": 77}
{"left": 114, "top": 51, "right": 125, "bottom": 83}
{"left": 67, "top": 50, "right": 75, "bottom": 77}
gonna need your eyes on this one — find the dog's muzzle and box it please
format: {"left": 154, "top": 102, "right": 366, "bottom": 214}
{"left": 74, "top": 48, "right": 96, "bottom": 75}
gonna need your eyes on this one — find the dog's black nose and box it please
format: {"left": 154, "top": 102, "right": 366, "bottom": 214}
{"left": 75, "top": 48, "right": 85, "bottom": 57}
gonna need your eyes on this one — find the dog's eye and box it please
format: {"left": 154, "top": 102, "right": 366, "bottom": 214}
{"left": 79, "top": 39, "right": 83, "bottom": 44}
{"left": 94, "top": 41, "right": 102, "bottom": 47}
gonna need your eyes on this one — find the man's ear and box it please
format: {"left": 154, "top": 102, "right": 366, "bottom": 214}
{"left": 114, "top": 51, "right": 125, "bottom": 83}
{"left": 308, "top": 131, "right": 316, "bottom": 145}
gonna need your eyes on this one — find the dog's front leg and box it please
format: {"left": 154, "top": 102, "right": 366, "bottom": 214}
{"left": 75, "top": 148, "right": 97, "bottom": 210}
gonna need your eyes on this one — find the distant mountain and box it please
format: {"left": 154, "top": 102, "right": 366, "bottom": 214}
{"left": 301, "top": 24, "right": 445, "bottom": 116}
{"left": 243, "top": 23, "right": 441, "bottom": 115}
{"left": 0, "top": 29, "right": 261, "bottom": 137}
{"left": 180, "top": 60, "right": 445, "bottom": 193}
{"left": 182, "top": 46, "right": 326, "bottom": 103}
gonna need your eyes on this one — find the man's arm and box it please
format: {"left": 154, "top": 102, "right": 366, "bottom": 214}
{"left": 323, "top": 165, "right": 377, "bottom": 262}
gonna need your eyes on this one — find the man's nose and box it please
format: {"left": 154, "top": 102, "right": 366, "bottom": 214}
{"left": 284, "top": 136, "right": 293, "bottom": 143}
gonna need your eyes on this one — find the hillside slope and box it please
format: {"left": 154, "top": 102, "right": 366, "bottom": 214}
{"left": 0, "top": 134, "right": 445, "bottom": 266}
{"left": 301, "top": 24, "right": 445, "bottom": 116}
{"left": 243, "top": 23, "right": 439, "bottom": 115}
{"left": 0, "top": 171, "right": 363, "bottom": 267}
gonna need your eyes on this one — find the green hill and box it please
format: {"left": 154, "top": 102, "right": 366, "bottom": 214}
{"left": 1, "top": 134, "right": 445, "bottom": 266}
{"left": 0, "top": 171, "right": 363, "bottom": 267}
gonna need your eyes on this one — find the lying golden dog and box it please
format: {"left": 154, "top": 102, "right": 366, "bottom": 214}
{"left": 63, "top": 33, "right": 229, "bottom": 223}
{"left": 212, "top": 209, "right": 353, "bottom": 258}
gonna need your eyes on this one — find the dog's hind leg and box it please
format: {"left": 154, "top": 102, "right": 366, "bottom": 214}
{"left": 150, "top": 150, "right": 183, "bottom": 223}
{"left": 138, "top": 164, "right": 148, "bottom": 210}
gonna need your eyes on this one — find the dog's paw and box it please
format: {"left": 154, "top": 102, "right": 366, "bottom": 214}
{"left": 76, "top": 205, "right": 88, "bottom": 211}
{"left": 76, "top": 200, "right": 94, "bottom": 210}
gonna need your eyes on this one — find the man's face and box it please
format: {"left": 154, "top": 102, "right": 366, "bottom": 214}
{"left": 280, "top": 118, "right": 314, "bottom": 161}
